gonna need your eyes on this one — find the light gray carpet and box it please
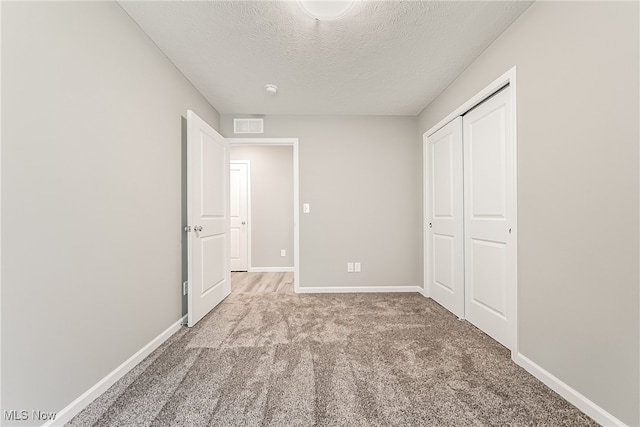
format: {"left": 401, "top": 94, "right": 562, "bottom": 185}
{"left": 68, "top": 291, "right": 597, "bottom": 426}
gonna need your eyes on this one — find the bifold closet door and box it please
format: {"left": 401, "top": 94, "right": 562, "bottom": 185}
{"left": 463, "top": 87, "right": 514, "bottom": 349}
{"left": 425, "top": 117, "right": 464, "bottom": 318}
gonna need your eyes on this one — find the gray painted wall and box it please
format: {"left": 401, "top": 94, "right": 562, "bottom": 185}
{"left": 1, "top": 1, "right": 220, "bottom": 421}
{"left": 222, "top": 116, "right": 422, "bottom": 288}
{"left": 230, "top": 146, "right": 294, "bottom": 269}
{"left": 418, "top": 2, "right": 639, "bottom": 424}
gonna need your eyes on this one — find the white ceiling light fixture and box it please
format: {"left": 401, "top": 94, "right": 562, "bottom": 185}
{"left": 297, "top": 0, "right": 356, "bottom": 21}
{"left": 265, "top": 84, "right": 278, "bottom": 95}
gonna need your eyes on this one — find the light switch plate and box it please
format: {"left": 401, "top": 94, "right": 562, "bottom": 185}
{"left": 303, "top": 203, "right": 310, "bottom": 213}
{"left": 347, "top": 262, "right": 354, "bottom": 272}
{"left": 281, "top": 249, "right": 286, "bottom": 257}
{"left": 354, "top": 262, "right": 361, "bottom": 272}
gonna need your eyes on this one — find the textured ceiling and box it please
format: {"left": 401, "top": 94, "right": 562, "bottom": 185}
{"left": 119, "top": 1, "right": 533, "bottom": 116}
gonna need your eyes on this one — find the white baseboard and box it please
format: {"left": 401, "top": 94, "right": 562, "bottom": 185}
{"left": 417, "top": 286, "right": 428, "bottom": 298}
{"left": 45, "top": 315, "right": 187, "bottom": 426}
{"left": 512, "top": 353, "right": 626, "bottom": 427}
{"left": 295, "top": 285, "right": 422, "bottom": 294}
{"left": 248, "top": 266, "right": 295, "bottom": 273}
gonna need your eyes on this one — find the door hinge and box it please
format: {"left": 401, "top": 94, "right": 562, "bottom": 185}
{"left": 184, "top": 225, "right": 191, "bottom": 232}
{"left": 183, "top": 281, "right": 188, "bottom": 296}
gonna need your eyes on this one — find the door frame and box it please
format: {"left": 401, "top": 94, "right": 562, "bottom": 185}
{"left": 227, "top": 138, "right": 300, "bottom": 291}
{"left": 230, "top": 160, "right": 251, "bottom": 271}
{"left": 423, "top": 66, "right": 518, "bottom": 353}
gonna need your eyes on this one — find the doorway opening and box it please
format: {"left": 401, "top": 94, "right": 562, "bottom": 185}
{"left": 227, "top": 138, "right": 300, "bottom": 291}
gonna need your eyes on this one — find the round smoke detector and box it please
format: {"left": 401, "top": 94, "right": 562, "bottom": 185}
{"left": 265, "top": 84, "right": 278, "bottom": 95}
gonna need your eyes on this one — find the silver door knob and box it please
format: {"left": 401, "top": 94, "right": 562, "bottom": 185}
{"left": 195, "top": 225, "right": 203, "bottom": 232}
{"left": 241, "top": 221, "right": 246, "bottom": 225}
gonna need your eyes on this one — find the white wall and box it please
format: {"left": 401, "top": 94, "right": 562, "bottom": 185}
{"left": 230, "top": 146, "right": 294, "bottom": 269}
{"left": 1, "top": 2, "right": 220, "bottom": 422}
{"left": 418, "top": 2, "right": 639, "bottom": 424}
{"left": 222, "top": 115, "right": 422, "bottom": 289}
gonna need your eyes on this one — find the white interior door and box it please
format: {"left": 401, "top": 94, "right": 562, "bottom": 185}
{"left": 187, "top": 110, "right": 230, "bottom": 327}
{"left": 425, "top": 117, "right": 465, "bottom": 318}
{"left": 230, "top": 161, "right": 249, "bottom": 271}
{"left": 463, "top": 87, "right": 514, "bottom": 349}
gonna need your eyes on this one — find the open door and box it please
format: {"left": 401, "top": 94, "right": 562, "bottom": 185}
{"left": 187, "top": 110, "right": 230, "bottom": 327}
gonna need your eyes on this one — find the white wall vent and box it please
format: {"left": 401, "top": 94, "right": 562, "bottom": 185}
{"left": 234, "top": 118, "right": 264, "bottom": 134}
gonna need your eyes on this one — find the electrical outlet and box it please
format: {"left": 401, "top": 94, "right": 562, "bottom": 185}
{"left": 347, "top": 262, "right": 354, "bottom": 273}
{"left": 281, "top": 249, "right": 286, "bottom": 257}
{"left": 355, "top": 262, "right": 361, "bottom": 272}
{"left": 183, "top": 281, "right": 188, "bottom": 296}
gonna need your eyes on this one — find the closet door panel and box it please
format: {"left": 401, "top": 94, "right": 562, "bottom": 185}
{"left": 463, "top": 87, "right": 514, "bottom": 350}
{"left": 425, "top": 117, "right": 464, "bottom": 318}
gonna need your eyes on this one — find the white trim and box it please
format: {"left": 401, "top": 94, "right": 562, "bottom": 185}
{"left": 227, "top": 137, "right": 300, "bottom": 291}
{"left": 229, "top": 138, "right": 298, "bottom": 144}
{"left": 296, "top": 286, "right": 421, "bottom": 294}
{"left": 422, "top": 66, "right": 518, "bottom": 353}
{"left": 45, "top": 316, "right": 186, "bottom": 426}
{"left": 424, "top": 68, "right": 515, "bottom": 138}
{"left": 422, "top": 134, "right": 429, "bottom": 301}
{"left": 508, "top": 71, "right": 519, "bottom": 353}
{"left": 417, "top": 286, "right": 428, "bottom": 298}
{"left": 292, "top": 141, "right": 300, "bottom": 290}
{"left": 231, "top": 160, "right": 252, "bottom": 271}
{"left": 512, "top": 353, "right": 626, "bottom": 427}
{"left": 248, "top": 267, "right": 295, "bottom": 273}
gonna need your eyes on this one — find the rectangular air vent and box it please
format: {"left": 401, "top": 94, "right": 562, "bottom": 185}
{"left": 234, "top": 118, "right": 264, "bottom": 134}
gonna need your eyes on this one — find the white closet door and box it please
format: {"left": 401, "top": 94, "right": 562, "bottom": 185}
{"left": 425, "top": 117, "right": 465, "bottom": 318}
{"left": 463, "top": 87, "right": 514, "bottom": 349}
